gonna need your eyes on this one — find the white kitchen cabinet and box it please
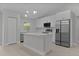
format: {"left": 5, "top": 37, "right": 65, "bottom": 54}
{"left": 23, "top": 33, "right": 53, "bottom": 55}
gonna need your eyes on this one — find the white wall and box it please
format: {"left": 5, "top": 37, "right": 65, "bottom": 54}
{"left": 0, "top": 12, "right": 2, "bottom": 45}
{"left": 64, "top": 4, "right": 79, "bottom": 16}
{"left": 54, "top": 10, "right": 71, "bottom": 20}
{"left": 75, "top": 16, "right": 79, "bottom": 44}
{"left": 68, "top": 4, "right": 79, "bottom": 45}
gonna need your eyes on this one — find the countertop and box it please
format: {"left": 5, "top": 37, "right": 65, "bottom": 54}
{"left": 21, "top": 32, "right": 52, "bottom": 36}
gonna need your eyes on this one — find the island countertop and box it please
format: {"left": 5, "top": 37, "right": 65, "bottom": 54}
{"left": 21, "top": 32, "right": 53, "bottom": 36}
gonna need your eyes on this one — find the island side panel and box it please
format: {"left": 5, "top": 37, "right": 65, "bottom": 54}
{"left": 23, "top": 34, "right": 44, "bottom": 54}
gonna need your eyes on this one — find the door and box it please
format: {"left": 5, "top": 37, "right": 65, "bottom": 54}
{"left": 60, "top": 20, "right": 70, "bottom": 47}
{"left": 7, "top": 17, "right": 17, "bottom": 44}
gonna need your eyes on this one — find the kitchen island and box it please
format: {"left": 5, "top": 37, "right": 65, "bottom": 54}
{"left": 23, "top": 32, "right": 53, "bottom": 55}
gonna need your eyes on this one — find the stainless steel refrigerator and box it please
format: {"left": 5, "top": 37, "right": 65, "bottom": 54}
{"left": 55, "top": 19, "right": 70, "bottom": 48}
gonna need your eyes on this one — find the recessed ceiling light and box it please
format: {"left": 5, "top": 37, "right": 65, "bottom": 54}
{"left": 33, "top": 10, "right": 37, "bottom": 14}
{"left": 25, "top": 14, "right": 28, "bottom": 17}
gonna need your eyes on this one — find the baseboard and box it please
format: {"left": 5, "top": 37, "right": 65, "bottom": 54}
{"left": 71, "top": 42, "right": 79, "bottom": 48}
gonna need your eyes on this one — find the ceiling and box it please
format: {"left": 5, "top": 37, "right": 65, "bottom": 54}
{"left": 0, "top": 3, "right": 78, "bottom": 19}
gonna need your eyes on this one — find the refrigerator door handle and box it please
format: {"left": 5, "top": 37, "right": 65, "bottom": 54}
{"left": 56, "top": 29, "right": 60, "bottom": 33}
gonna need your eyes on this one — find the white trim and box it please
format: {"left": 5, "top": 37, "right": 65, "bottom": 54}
{"left": 2, "top": 14, "right": 5, "bottom": 46}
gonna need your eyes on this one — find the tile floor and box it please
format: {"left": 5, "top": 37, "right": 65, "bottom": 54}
{"left": 0, "top": 44, "right": 79, "bottom": 56}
